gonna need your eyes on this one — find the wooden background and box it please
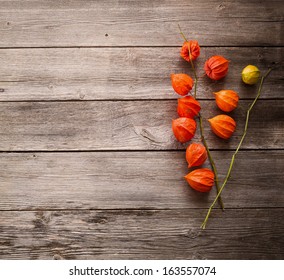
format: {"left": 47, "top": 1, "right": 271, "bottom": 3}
{"left": 0, "top": 0, "right": 283, "bottom": 259}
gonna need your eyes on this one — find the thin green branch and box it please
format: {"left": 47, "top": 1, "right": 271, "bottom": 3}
{"left": 178, "top": 24, "right": 188, "bottom": 42}
{"left": 191, "top": 61, "right": 223, "bottom": 208}
{"left": 201, "top": 68, "right": 272, "bottom": 229}
{"left": 198, "top": 114, "right": 224, "bottom": 210}
{"left": 190, "top": 59, "right": 198, "bottom": 99}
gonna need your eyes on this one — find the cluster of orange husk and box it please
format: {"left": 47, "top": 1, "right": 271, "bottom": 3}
{"left": 170, "top": 39, "right": 239, "bottom": 193}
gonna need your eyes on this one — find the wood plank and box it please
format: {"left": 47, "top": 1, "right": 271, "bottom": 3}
{"left": 0, "top": 209, "right": 283, "bottom": 259}
{"left": 0, "top": 151, "right": 283, "bottom": 210}
{"left": 0, "top": 47, "right": 282, "bottom": 101}
{"left": 0, "top": 0, "right": 283, "bottom": 47}
{"left": 0, "top": 100, "right": 282, "bottom": 151}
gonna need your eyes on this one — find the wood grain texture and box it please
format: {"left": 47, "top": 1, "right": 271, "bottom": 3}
{"left": 0, "top": 0, "right": 283, "bottom": 47}
{"left": 0, "top": 209, "right": 283, "bottom": 259}
{"left": 0, "top": 100, "right": 282, "bottom": 151}
{"left": 0, "top": 0, "right": 283, "bottom": 262}
{"left": 0, "top": 47, "right": 282, "bottom": 101}
{"left": 0, "top": 151, "right": 283, "bottom": 211}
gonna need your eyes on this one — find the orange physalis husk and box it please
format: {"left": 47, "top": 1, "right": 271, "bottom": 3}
{"left": 172, "top": 117, "right": 197, "bottom": 143}
{"left": 204, "top": 55, "right": 229, "bottom": 80}
{"left": 208, "top": 114, "right": 236, "bottom": 140}
{"left": 171, "top": 73, "right": 194, "bottom": 96}
{"left": 180, "top": 40, "right": 200, "bottom": 62}
{"left": 184, "top": 168, "right": 214, "bottom": 192}
{"left": 186, "top": 143, "right": 208, "bottom": 168}
{"left": 177, "top": 96, "right": 201, "bottom": 118}
{"left": 214, "top": 90, "right": 239, "bottom": 112}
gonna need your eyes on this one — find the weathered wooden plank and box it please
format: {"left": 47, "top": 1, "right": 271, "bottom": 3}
{"left": 0, "top": 151, "right": 283, "bottom": 210}
{"left": 0, "top": 100, "right": 282, "bottom": 151}
{"left": 0, "top": 0, "right": 283, "bottom": 47}
{"left": 0, "top": 209, "right": 283, "bottom": 259}
{"left": 0, "top": 47, "right": 282, "bottom": 101}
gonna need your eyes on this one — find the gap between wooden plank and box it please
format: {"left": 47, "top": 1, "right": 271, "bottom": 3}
{"left": 0, "top": 148, "right": 283, "bottom": 153}
{"left": 1, "top": 206, "right": 283, "bottom": 212}
{"left": 0, "top": 45, "right": 284, "bottom": 49}
{"left": 0, "top": 97, "right": 284, "bottom": 103}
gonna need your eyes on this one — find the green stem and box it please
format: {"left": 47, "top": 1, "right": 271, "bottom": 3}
{"left": 178, "top": 24, "right": 188, "bottom": 42}
{"left": 191, "top": 67, "right": 223, "bottom": 208}
{"left": 198, "top": 114, "right": 224, "bottom": 210}
{"left": 201, "top": 68, "right": 272, "bottom": 229}
{"left": 189, "top": 58, "right": 198, "bottom": 99}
